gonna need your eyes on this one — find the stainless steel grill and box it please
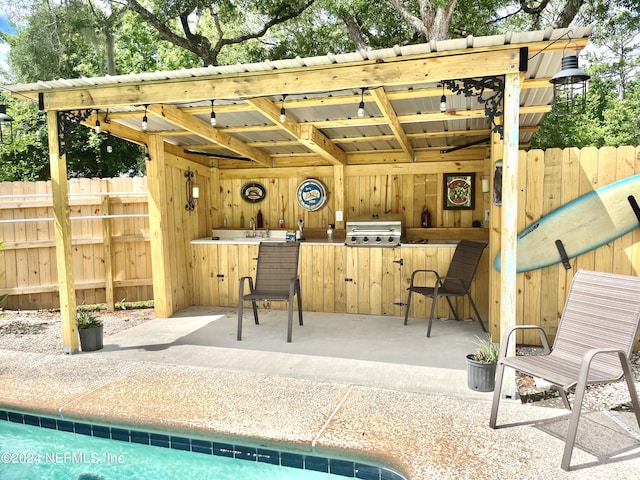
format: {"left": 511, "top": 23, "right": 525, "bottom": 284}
{"left": 345, "top": 214, "right": 403, "bottom": 247}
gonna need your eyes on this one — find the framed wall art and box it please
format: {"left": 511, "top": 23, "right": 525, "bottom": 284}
{"left": 443, "top": 173, "right": 475, "bottom": 210}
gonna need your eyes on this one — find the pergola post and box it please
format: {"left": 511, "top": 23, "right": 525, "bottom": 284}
{"left": 146, "top": 135, "right": 174, "bottom": 318}
{"left": 498, "top": 71, "right": 522, "bottom": 399}
{"left": 48, "top": 110, "right": 79, "bottom": 354}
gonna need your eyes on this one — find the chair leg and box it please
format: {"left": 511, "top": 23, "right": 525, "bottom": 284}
{"left": 251, "top": 300, "right": 259, "bottom": 324}
{"left": 489, "top": 361, "right": 506, "bottom": 428}
{"left": 561, "top": 375, "right": 588, "bottom": 470}
{"left": 404, "top": 289, "right": 413, "bottom": 325}
{"left": 426, "top": 296, "right": 437, "bottom": 337}
{"left": 467, "top": 294, "right": 487, "bottom": 332}
{"left": 296, "top": 280, "right": 303, "bottom": 326}
{"left": 445, "top": 296, "right": 460, "bottom": 320}
{"left": 237, "top": 301, "right": 244, "bottom": 341}
{"left": 619, "top": 352, "right": 640, "bottom": 429}
{"left": 287, "top": 298, "right": 294, "bottom": 343}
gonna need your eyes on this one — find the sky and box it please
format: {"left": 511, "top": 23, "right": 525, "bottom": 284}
{"left": 0, "top": 14, "right": 15, "bottom": 81}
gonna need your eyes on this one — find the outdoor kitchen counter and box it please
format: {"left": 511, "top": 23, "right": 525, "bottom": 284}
{"left": 190, "top": 238, "right": 488, "bottom": 319}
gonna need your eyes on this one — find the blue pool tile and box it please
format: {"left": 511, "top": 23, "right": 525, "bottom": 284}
{"left": 213, "top": 442, "right": 235, "bottom": 458}
{"left": 7, "top": 411, "right": 24, "bottom": 423}
{"left": 0, "top": 411, "right": 7, "bottom": 421}
{"left": 170, "top": 436, "right": 191, "bottom": 451}
{"left": 23, "top": 414, "right": 40, "bottom": 426}
{"left": 57, "top": 420, "right": 74, "bottom": 432}
{"left": 381, "top": 469, "right": 404, "bottom": 480}
{"left": 74, "top": 423, "right": 92, "bottom": 436}
{"left": 306, "top": 455, "right": 329, "bottom": 473}
{"left": 111, "top": 428, "right": 130, "bottom": 442}
{"left": 280, "top": 452, "right": 304, "bottom": 469}
{"left": 330, "top": 459, "right": 356, "bottom": 477}
{"left": 235, "top": 444, "right": 257, "bottom": 461}
{"left": 191, "top": 439, "right": 213, "bottom": 455}
{"left": 356, "top": 464, "right": 380, "bottom": 480}
{"left": 92, "top": 425, "right": 111, "bottom": 439}
{"left": 130, "top": 430, "right": 150, "bottom": 445}
{"left": 149, "top": 433, "right": 170, "bottom": 448}
{"left": 256, "top": 448, "right": 279, "bottom": 465}
{"left": 40, "top": 417, "right": 57, "bottom": 430}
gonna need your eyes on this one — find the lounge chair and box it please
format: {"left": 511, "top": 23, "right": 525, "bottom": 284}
{"left": 237, "top": 242, "right": 303, "bottom": 342}
{"left": 404, "top": 240, "right": 487, "bottom": 336}
{"left": 489, "top": 269, "right": 640, "bottom": 470}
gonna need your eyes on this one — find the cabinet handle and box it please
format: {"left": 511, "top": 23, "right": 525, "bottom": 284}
{"left": 344, "top": 278, "right": 353, "bottom": 282}
{"left": 393, "top": 258, "right": 404, "bottom": 266}
{"left": 216, "top": 274, "right": 225, "bottom": 278}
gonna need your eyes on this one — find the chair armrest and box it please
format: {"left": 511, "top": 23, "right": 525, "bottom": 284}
{"left": 498, "top": 325, "right": 552, "bottom": 360}
{"left": 238, "top": 276, "right": 254, "bottom": 297}
{"left": 408, "top": 269, "right": 440, "bottom": 287}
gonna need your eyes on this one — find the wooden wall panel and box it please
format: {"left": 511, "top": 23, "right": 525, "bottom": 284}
{"left": 489, "top": 146, "right": 640, "bottom": 351}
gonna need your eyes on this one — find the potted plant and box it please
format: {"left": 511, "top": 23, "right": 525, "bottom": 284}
{"left": 77, "top": 310, "right": 104, "bottom": 351}
{"left": 466, "top": 334, "right": 499, "bottom": 392}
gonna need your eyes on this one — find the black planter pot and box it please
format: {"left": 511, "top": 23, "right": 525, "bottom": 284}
{"left": 79, "top": 325, "right": 104, "bottom": 352}
{"left": 465, "top": 354, "right": 496, "bottom": 392}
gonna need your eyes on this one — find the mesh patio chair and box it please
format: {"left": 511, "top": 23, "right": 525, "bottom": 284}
{"left": 237, "top": 242, "right": 303, "bottom": 343}
{"left": 489, "top": 269, "right": 640, "bottom": 471}
{"left": 404, "top": 240, "right": 487, "bottom": 337}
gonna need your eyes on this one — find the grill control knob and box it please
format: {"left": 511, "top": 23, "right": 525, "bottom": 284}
{"left": 351, "top": 236, "right": 357, "bottom": 243}
{"left": 362, "top": 237, "right": 369, "bottom": 243}
{"left": 375, "top": 236, "right": 382, "bottom": 243}
{"left": 388, "top": 237, "right": 395, "bottom": 243}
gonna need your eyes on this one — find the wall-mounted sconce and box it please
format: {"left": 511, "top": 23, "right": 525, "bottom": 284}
{"left": 144, "top": 145, "right": 151, "bottom": 162}
{"left": 185, "top": 168, "right": 199, "bottom": 212}
{"left": 481, "top": 176, "right": 490, "bottom": 193}
{"left": 0, "top": 104, "right": 14, "bottom": 144}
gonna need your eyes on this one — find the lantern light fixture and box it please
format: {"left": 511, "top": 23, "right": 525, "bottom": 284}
{"left": 550, "top": 54, "right": 590, "bottom": 116}
{"left": 0, "top": 104, "right": 14, "bottom": 144}
{"left": 185, "top": 168, "right": 198, "bottom": 212}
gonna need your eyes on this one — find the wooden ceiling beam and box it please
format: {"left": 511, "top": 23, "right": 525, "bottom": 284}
{"left": 42, "top": 49, "right": 523, "bottom": 110}
{"left": 247, "top": 96, "right": 346, "bottom": 165}
{"left": 147, "top": 104, "right": 272, "bottom": 167}
{"left": 370, "top": 87, "right": 414, "bottom": 161}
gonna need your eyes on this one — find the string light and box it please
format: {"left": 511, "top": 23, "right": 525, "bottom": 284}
{"left": 440, "top": 84, "right": 447, "bottom": 113}
{"left": 210, "top": 100, "right": 217, "bottom": 127}
{"left": 141, "top": 105, "right": 148, "bottom": 131}
{"left": 279, "top": 95, "right": 287, "bottom": 122}
{"left": 357, "top": 88, "right": 366, "bottom": 117}
{"left": 95, "top": 110, "right": 101, "bottom": 133}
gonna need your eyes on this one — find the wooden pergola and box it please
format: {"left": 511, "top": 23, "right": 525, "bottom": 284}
{"left": 5, "top": 27, "right": 592, "bottom": 366}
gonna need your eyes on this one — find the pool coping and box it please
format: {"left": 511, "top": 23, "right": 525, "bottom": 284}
{"left": 1, "top": 348, "right": 639, "bottom": 479}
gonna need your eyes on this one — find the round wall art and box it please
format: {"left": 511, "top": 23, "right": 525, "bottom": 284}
{"left": 241, "top": 182, "right": 266, "bottom": 203}
{"left": 296, "top": 179, "right": 328, "bottom": 211}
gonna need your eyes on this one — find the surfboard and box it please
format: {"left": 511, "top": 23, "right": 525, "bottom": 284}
{"left": 494, "top": 174, "right": 640, "bottom": 273}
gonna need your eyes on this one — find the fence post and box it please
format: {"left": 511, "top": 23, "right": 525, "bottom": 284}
{"left": 101, "top": 181, "right": 115, "bottom": 311}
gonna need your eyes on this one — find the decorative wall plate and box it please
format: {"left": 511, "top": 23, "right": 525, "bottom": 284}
{"left": 241, "top": 182, "right": 266, "bottom": 203}
{"left": 296, "top": 179, "right": 328, "bottom": 211}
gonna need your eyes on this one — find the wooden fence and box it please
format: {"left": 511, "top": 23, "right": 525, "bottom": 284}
{"left": 0, "top": 177, "right": 152, "bottom": 310}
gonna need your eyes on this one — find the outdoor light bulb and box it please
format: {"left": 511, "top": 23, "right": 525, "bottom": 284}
{"left": 440, "top": 95, "right": 447, "bottom": 113}
{"left": 141, "top": 115, "right": 148, "bottom": 131}
{"left": 106, "top": 144, "right": 113, "bottom": 153}
{"left": 210, "top": 111, "right": 217, "bottom": 127}
{"left": 357, "top": 101, "right": 365, "bottom": 117}
{"left": 280, "top": 107, "right": 286, "bottom": 123}
{"left": 95, "top": 119, "right": 101, "bottom": 133}
{"left": 192, "top": 185, "right": 200, "bottom": 199}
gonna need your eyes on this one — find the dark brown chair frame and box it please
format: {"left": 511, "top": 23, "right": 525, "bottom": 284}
{"left": 237, "top": 242, "right": 303, "bottom": 342}
{"left": 490, "top": 269, "right": 640, "bottom": 471}
{"left": 404, "top": 240, "right": 487, "bottom": 337}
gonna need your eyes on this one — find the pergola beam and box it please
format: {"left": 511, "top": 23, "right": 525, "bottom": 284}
{"left": 41, "top": 49, "right": 523, "bottom": 111}
{"left": 147, "top": 103, "right": 272, "bottom": 167}
{"left": 370, "top": 87, "right": 414, "bottom": 161}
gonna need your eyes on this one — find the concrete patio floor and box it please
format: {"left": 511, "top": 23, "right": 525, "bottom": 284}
{"left": 1, "top": 307, "right": 639, "bottom": 479}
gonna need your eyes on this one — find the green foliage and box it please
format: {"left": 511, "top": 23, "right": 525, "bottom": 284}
{"left": 472, "top": 334, "right": 499, "bottom": 363}
{"left": 76, "top": 310, "right": 103, "bottom": 329}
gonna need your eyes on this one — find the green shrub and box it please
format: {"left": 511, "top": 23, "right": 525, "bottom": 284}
{"left": 76, "top": 310, "right": 103, "bottom": 329}
{"left": 472, "top": 334, "right": 499, "bottom": 363}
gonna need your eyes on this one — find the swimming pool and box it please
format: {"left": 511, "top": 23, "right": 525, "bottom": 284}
{"left": 0, "top": 410, "right": 404, "bottom": 480}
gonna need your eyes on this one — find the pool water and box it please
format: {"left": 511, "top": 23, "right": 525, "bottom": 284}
{"left": 0, "top": 421, "right": 352, "bottom": 480}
